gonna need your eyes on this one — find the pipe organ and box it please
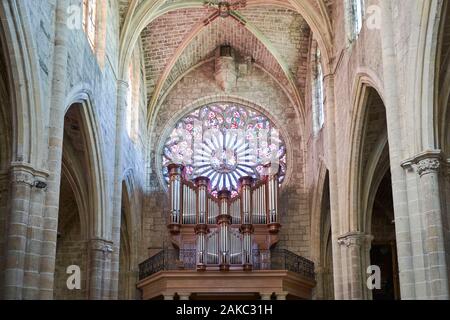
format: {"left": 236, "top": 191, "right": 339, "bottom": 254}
{"left": 167, "top": 163, "right": 281, "bottom": 271}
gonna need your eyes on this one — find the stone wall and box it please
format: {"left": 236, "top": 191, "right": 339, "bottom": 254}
{"left": 143, "top": 58, "right": 310, "bottom": 260}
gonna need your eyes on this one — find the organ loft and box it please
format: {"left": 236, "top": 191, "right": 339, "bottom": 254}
{"left": 137, "top": 162, "right": 316, "bottom": 300}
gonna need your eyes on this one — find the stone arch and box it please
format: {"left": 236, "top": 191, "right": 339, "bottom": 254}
{"left": 118, "top": 171, "right": 140, "bottom": 300}
{"left": 119, "top": 0, "right": 333, "bottom": 81}
{"left": 154, "top": 95, "right": 298, "bottom": 193}
{"left": 0, "top": 1, "right": 47, "bottom": 297}
{"left": 347, "top": 78, "right": 387, "bottom": 232}
{"left": 63, "top": 90, "right": 107, "bottom": 239}
{"left": 53, "top": 154, "right": 89, "bottom": 299}
{"left": 402, "top": 0, "right": 446, "bottom": 152}
{"left": 435, "top": 2, "right": 450, "bottom": 154}
{"left": 0, "top": 1, "right": 45, "bottom": 166}
{"left": 435, "top": 0, "right": 450, "bottom": 246}
{"left": 310, "top": 161, "right": 333, "bottom": 299}
{"left": 149, "top": 61, "right": 302, "bottom": 138}
{"left": 368, "top": 166, "right": 399, "bottom": 300}
{"left": 347, "top": 81, "right": 399, "bottom": 300}
{"left": 53, "top": 97, "right": 107, "bottom": 299}
{"left": 143, "top": 11, "right": 306, "bottom": 125}
{"left": 0, "top": 19, "right": 12, "bottom": 297}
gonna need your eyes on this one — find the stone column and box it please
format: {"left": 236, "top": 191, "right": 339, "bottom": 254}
{"left": 323, "top": 74, "right": 344, "bottom": 299}
{"left": 0, "top": 170, "right": 9, "bottom": 297}
{"left": 402, "top": 151, "right": 449, "bottom": 299}
{"left": 337, "top": 232, "right": 373, "bottom": 300}
{"left": 39, "top": 0, "right": 69, "bottom": 300}
{"left": 89, "top": 238, "right": 113, "bottom": 300}
{"left": 109, "top": 79, "right": 129, "bottom": 299}
{"left": 3, "top": 163, "right": 35, "bottom": 299}
{"left": 379, "top": 0, "right": 415, "bottom": 300}
{"left": 23, "top": 170, "right": 48, "bottom": 299}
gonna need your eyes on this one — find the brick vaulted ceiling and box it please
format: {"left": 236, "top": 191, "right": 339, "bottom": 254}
{"left": 120, "top": 1, "right": 328, "bottom": 113}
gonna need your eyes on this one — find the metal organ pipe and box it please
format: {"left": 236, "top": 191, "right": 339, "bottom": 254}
{"left": 194, "top": 177, "right": 210, "bottom": 270}
{"left": 217, "top": 190, "right": 231, "bottom": 271}
{"left": 168, "top": 164, "right": 182, "bottom": 230}
{"left": 268, "top": 173, "right": 278, "bottom": 224}
{"left": 265, "top": 163, "right": 281, "bottom": 234}
{"left": 238, "top": 176, "right": 254, "bottom": 271}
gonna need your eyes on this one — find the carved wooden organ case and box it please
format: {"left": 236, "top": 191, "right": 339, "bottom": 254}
{"left": 166, "top": 163, "right": 281, "bottom": 271}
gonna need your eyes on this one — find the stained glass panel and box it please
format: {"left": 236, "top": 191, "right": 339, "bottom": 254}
{"left": 162, "top": 103, "right": 287, "bottom": 196}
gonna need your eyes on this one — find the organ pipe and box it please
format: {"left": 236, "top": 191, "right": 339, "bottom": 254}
{"left": 194, "top": 177, "right": 210, "bottom": 270}
{"left": 238, "top": 176, "right": 254, "bottom": 271}
{"left": 266, "top": 163, "right": 281, "bottom": 234}
{"left": 167, "top": 164, "right": 182, "bottom": 234}
{"left": 217, "top": 189, "right": 232, "bottom": 271}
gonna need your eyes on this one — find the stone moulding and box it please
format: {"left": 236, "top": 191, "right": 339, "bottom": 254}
{"left": 401, "top": 149, "right": 443, "bottom": 177}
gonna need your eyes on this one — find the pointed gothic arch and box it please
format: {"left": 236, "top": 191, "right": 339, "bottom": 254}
{"left": 0, "top": 0, "right": 45, "bottom": 166}
{"left": 118, "top": 172, "right": 141, "bottom": 300}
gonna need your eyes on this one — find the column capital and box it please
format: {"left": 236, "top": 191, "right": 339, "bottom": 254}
{"left": 10, "top": 162, "right": 50, "bottom": 188}
{"left": 401, "top": 150, "right": 443, "bottom": 177}
{"left": 337, "top": 232, "right": 373, "bottom": 248}
{"left": 90, "top": 238, "right": 114, "bottom": 253}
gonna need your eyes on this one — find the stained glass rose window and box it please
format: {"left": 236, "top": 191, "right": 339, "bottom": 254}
{"left": 162, "top": 103, "right": 287, "bottom": 197}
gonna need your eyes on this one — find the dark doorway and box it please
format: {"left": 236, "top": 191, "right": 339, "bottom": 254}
{"left": 370, "top": 243, "right": 398, "bottom": 300}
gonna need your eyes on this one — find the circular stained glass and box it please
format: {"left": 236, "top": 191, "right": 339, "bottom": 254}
{"left": 162, "top": 103, "right": 287, "bottom": 197}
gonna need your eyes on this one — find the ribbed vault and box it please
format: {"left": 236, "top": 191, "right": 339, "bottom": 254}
{"left": 118, "top": 0, "right": 336, "bottom": 132}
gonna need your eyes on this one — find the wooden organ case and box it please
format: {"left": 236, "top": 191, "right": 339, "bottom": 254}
{"left": 167, "top": 163, "right": 282, "bottom": 272}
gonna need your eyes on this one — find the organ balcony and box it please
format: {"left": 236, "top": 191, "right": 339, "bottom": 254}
{"left": 137, "top": 163, "right": 316, "bottom": 300}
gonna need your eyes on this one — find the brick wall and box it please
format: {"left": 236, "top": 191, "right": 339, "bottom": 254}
{"left": 143, "top": 58, "right": 310, "bottom": 260}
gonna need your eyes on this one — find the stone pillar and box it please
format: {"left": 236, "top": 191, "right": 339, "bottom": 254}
{"left": 109, "top": 79, "right": 129, "bottom": 299}
{"left": 39, "top": 0, "right": 69, "bottom": 300}
{"left": 3, "top": 163, "right": 34, "bottom": 299}
{"left": 23, "top": 170, "right": 48, "bottom": 300}
{"left": 337, "top": 232, "right": 373, "bottom": 300}
{"left": 379, "top": 0, "right": 415, "bottom": 300}
{"left": 0, "top": 170, "right": 9, "bottom": 297}
{"left": 89, "top": 238, "right": 113, "bottom": 300}
{"left": 323, "top": 74, "right": 344, "bottom": 299}
{"left": 402, "top": 151, "right": 449, "bottom": 299}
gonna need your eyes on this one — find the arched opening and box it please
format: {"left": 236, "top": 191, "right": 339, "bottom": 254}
{"left": 118, "top": 181, "right": 134, "bottom": 300}
{"left": 319, "top": 172, "right": 334, "bottom": 299}
{"left": 54, "top": 169, "right": 88, "bottom": 299}
{"left": 369, "top": 169, "right": 399, "bottom": 300}
{"left": 0, "top": 22, "right": 12, "bottom": 298}
{"left": 54, "top": 104, "right": 94, "bottom": 299}
{"left": 359, "top": 88, "right": 399, "bottom": 300}
{"left": 438, "top": 1, "right": 450, "bottom": 243}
